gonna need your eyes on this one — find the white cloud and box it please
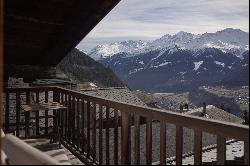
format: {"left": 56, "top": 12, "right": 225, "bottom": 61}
{"left": 78, "top": 0, "right": 249, "bottom": 51}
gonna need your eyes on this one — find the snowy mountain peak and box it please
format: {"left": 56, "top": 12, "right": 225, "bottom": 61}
{"left": 88, "top": 40, "right": 148, "bottom": 60}
{"left": 88, "top": 28, "right": 249, "bottom": 60}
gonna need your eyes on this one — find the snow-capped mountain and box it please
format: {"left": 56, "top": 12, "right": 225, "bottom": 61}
{"left": 86, "top": 28, "right": 249, "bottom": 93}
{"left": 88, "top": 40, "right": 148, "bottom": 60}
{"left": 89, "top": 28, "right": 249, "bottom": 60}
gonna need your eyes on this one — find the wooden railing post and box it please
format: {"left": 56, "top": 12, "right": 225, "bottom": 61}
{"left": 99, "top": 105, "right": 103, "bottom": 165}
{"left": 194, "top": 130, "right": 202, "bottom": 165}
{"left": 44, "top": 91, "right": 48, "bottom": 135}
{"left": 176, "top": 125, "right": 183, "bottom": 165}
{"left": 16, "top": 92, "right": 20, "bottom": 137}
{"left": 25, "top": 91, "right": 30, "bottom": 138}
{"left": 244, "top": 140, "right": 249, "bottom": 165}
{"left": 134, "top": 114, "right": 140, "bottom": 165}
{"left": 105, "top": 106, "right": 110, "bottom": 165}
{"left": 52, "top": 89, "right": 60, "bottom": 141}
{"left": 160, "top": 121, "right": 166, "bottom": 165}
{"left": 5, "top": 92, "right": 10, "bottom": 133}
{"left": 114, "top": 110, "right": 119, "bottom": 165}
{"left": 146, "top": 118, "right": 152, "bottom": 165}
{"left": 217, "top": 135, "right": 226, "bottom": 165}
{"left": 121, "top": 112, "right": 131, "bottom": 165}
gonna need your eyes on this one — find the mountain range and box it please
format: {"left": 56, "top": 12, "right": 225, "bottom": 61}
{"left": 87, "top": 28, "right": 249, "bottom": 92}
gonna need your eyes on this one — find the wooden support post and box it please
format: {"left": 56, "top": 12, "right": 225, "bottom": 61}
{"left": 0, "top": 0, "right": 3, "bottom": 163}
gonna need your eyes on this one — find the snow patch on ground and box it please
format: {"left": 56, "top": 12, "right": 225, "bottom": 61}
{"left": 139, "top": 61, "right": 144, "bottom": 65}
{"left": 194, "top": 61, "right": 204, "bottom": 71}
{"left": 158, "top": 62, "right": 172, "bottom": 67}
{"left": 89, "top": 82, "right": 97, "bottom": 87}
{"left": 243, "top": 64, "right": 248, "bottom": 67}
{"left": 129, "top": 68, "right": 144, "bottom": 75}
{"left": 215, "top": 61, "right": 225, "bottom": 67}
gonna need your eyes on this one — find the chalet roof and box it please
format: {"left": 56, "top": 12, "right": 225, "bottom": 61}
{"left": 185, "top": 105, "right": 244, "bottom": 124}
{"left": 81, "top": 87, "right": 146, "bottom": 106}
{"left": 4, "top": 0, "right": 120, "bottom": 66}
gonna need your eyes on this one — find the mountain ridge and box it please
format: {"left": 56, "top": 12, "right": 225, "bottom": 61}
{"left": 88, "top": 28, "right": 249, "bottom": 60}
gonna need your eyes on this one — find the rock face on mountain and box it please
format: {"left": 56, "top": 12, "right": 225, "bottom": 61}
{"left": 57, "top": 48, "right": 124, "bottom": 87}
{"left": 87, "top": 28, "right": 249, "bottom": 92}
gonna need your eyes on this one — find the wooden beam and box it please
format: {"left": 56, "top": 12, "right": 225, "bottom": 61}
{"left": 44, "top": 0, "right": 121, "bottom": 66}
{"left": 0, "top": 0, "right": 3, "bottom": 164}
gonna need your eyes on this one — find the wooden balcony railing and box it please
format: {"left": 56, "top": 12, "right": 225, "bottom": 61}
{"left": 3, "top": 86, "right": 249, "bottom": 165}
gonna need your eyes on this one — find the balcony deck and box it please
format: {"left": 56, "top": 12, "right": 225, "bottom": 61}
{"left": 2, "top": 86, "right": 249, "bottom": 165}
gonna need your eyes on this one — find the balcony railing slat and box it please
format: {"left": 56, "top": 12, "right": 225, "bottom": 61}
{"left": 64, "top": 94, "right": 68, "bottom": 140}
{"left": 146, "top": 118, "right": 152, "bottom": 165}
{"left": 134, "top": 114, "right": 140, "bottom": 165}
{"left": 5, "top": 92, "right": 10, "bottom": 133}
{"left": 16, "top": 92, "right": 21, "bottom": 137}
{"left": 66, "top": 95, "right": 70, "bottom": 142}
{"left": 72, "top": 97, "right": 76, "bottom": 143}
{"left": 68, "top": 95, "right": 72, "bottom": 143}
{"left": 176, "top": 125, "right": 183, "bottom": 165}
{"left": 245, "top": 140, "right": 249, "bottom": 165}
{"left": 25, "top": 91, "right": 31, "bottom": 138}
{"left": 36, "top": 91, "right": 40, "bottom": 136}
{"left": 81, "top": 99, "right": 85, "bottom": 154}
{"left": 99, "top": 105, "right": 103, "bottom": 165}
{"left": 114, "top": 110, "right": 119, "bottom": 165}
{"left": 76, "top": 98, "right": 80, "bottom": 150}
{"left": 60, "top": 93, "right": 64, "bottom": 137}
{"left": 106, "top": 106, "right": 110, "bottom": 165}
{"left": 121, "top": 112, "right": 131, "bottom": 165}
{"left": 92, "top": 103, "right": 97, "bottom": 162}
{"left": 194, "top": 130, "right": 202, "bottom": 165}
{"left": 44, "top": 91, "right": 49, "bottom": 135}
{"left": 87, "top": 101, "right": 91, "bottom": 158}
{"left": 217, "top": 135, "right": 226, "bottom": 165}
{"left": 160, "top": 121, "right": 166, "bottom": 165}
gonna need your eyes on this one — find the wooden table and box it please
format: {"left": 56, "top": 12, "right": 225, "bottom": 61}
{"left": 21, "top": 102, "right": 67, "bottom": 147}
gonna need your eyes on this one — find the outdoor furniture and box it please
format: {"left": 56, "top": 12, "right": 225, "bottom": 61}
{"left": 21, "top": 102, "right": 67, "bottom": 148}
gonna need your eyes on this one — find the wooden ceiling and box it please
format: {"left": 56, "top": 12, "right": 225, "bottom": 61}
{"left": 4, "top": 0, "right": 120, "bottom": 66}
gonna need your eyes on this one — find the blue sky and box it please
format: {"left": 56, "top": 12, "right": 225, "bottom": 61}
{"left": 77, "top": 0, "right": 249, "bottom": 52}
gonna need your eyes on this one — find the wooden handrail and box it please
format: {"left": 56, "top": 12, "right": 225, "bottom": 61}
{"left": 52, "top": 86, "right": 249, "bottom": 140}
{"left": 2, "top": 134, "right": 60, "bottom": 165}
